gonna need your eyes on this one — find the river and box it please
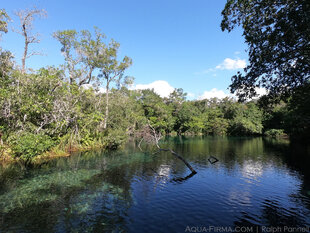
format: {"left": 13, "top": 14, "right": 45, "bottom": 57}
{"left": 0, "top": 136, "right": 309, "bottom": 232}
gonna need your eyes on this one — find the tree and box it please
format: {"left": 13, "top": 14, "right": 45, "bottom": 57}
{"left": 227, "top": 102, "right": 263, "bottom": 135}
{"left": 14, "top": 7, "right": 47, "bottom": 73}
{"left": 53, "top": 28, "right": 106, "bottom": 86}
{"left": 284, "top": 83, "right": 310, "bottom": 140}
{"left": 97, "top": 41, "right": 132, "bottom": 129}
{"left": 139, "top": 89, "right": 174, "bottom": 134}
{"left": 54, "top": 28, "right": 132, "bottom": 129}
{"left": 0, "top": 9, "right": 12, "bottom": 77}
{"left": 167, "top": 88, "right": 187, "bottom": 104}
{"left": 221, "top": 0, "right": 310, "bottom": 100}
{"left": 174, "top": 101, "right": 198, "bottom": 134}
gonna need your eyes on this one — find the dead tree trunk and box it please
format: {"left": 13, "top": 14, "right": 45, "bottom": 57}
{"left": 140, "top": 123, "right": 197, "bottom": 174}
{"left": 157, "top": 148, "right": 197, "bottom": 174}
{"left": 15, "top": 8, "right": 47, "bottom": 74}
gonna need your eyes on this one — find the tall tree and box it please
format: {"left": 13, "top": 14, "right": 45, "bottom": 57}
{"left": 53, "top": 28, "right": 106, "bottom": 86}
{"left": 97, "top": 40, "right": 132, "bottom": 129}
{"left": 221, "top": 0, "right": 310, "bottom": 100}
{"left": 168, "top": 88, "right": 187, "bottom": 104}
{"left": 54, "top": 28, "right": 132, "bottom": 129}
{"left": 14, "top": 7, "right": 47, "bottom": 73}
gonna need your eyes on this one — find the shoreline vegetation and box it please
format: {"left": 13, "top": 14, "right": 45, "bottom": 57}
{"left": 0, "top": 5, "right": 309, "bottom": 167}
{"left": 0, "top": 133, "right": 290, "bottom": 167}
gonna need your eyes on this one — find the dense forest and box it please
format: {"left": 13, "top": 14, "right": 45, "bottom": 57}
{"left": 0, "top": 3, "right": 309, "bottom": 164}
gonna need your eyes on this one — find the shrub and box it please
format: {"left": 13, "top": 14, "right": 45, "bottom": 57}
{"left": 102, "top": 129, "right": 127, "bottom": 150}
{"left": 264, "top": 129, "right": 286, "bottom": 138}
{"left": 229, "top": 117, "right": 262, "bottom": 135}
{"left": 8, "top": 132, "right": 56, "bottom": 161}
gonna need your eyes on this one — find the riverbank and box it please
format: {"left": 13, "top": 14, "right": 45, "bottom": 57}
{"left": 0, "top": 142, "right": 109, "bottom": 167}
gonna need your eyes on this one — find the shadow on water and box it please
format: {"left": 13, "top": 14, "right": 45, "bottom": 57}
{"left": 0, "top": 136, "right": 310, "bottom": 232}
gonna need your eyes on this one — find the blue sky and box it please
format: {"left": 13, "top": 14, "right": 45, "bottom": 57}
{"left": 1, "top": 0, "right": 249, "bottom": 99}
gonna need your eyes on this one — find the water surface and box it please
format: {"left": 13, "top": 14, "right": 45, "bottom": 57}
{"left": 0, "top": 136, "right": 310, "bottom": 232}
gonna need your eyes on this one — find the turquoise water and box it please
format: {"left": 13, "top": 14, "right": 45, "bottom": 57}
{"left": 0, "top": 136, "right": 310, "bottom": 232}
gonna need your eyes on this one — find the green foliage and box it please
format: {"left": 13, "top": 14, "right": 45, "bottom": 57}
{"left": 229, "top": 117, "right": 261, "bottom": 135}
{"left": 226, "top": 102, "right": 263, "bottom": 135}
{"left": 172, "top": 101, "right": 197, "bottom": 134}
{"left": 167, "top": 88, "right": 187, "bottom": 104}
{"left": 0, "top": 9, "right": 10, "bottom": 35}
{"left": 102, "top": 129, "right": 128, "bottom": 150}
{"left": 140, "top": 89, "right": 174, "bottom": 134}
{"left": 264, "top": 129, "right": 285, "bottom": 138}
{"left": 221, "top": 0, "right": 310, "bottom": 100}
{"left": 53, "top": 28, "right": 107, "bottom": 86}
{"left": 8, "top": 132, "right": 56, "bottom": 160}
{"left": 284, "top": 83, "right": 310, "bottom": 141}
{"left": 261, "top": 101, "right": 287, "bottom": 131}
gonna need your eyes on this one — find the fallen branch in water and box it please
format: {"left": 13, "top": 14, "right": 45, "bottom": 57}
{"left": 156, "top": 148, "right": 197, "bottom": 174}
{"left": 138, "top": 122, "right": 197, "bottom": 174}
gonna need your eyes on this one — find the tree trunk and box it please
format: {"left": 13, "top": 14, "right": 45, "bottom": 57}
{"left": 0, "top": 131, "right": 3, "bottom": 145}
{"left": 103, "top": 82, "right": 109, "bottom": 129}
{"left": 22, "top": 39, "right": 28, "bottom": 74}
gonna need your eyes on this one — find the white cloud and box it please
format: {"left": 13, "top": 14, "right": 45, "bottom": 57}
{"left": 234, "top": 87, "right": 268, "bottom": 100}
{"left": 81, "top": 84, "right": 92, "bottom": 89}
{"left": 255, "top": 87, "right": 268, "bottom": 96}
{"left": 251, "top": 87, "right": 268, "bottom": 99}
{"left": 195, "top": 57, "right": 246, "bottom": 75}
{"left": 187, "top": 92, "right": 195, "bottom": 98}
{"left": 81, "top": 84, "right": 106, "bottom": 93}
{"left": 134, "top": 80, "right": 175, "bottom": 98}
{"left": 198, "top": 88, "right": 233, "bottom": 100}
{"left": 216, "top": 58, "right": 246, "bottom": 70}
{"left": 198, "top": 87, "right": 267, "bottom": 101}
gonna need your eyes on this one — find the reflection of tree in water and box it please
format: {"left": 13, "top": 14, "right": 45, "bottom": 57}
{"left": 260, "top": 199, "right": 308, "bottom": 227}
{"left": 233, "top": 196, "right": 310, "bottom": 231}
{"left": 263, "top": 139, "right": 310, "bottom": 210}
{"left": 171, "top": 171, "right": 196, "bottom": 183}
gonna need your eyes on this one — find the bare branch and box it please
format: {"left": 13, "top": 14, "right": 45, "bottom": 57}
{"left": 26, "top": 50, "right": 44, "bottom": 59}
{"left": 14, "top": 7, "right": 47, "bottom": 73}
{"left": 137, "top": 122, "right": 197, "bottom": 174}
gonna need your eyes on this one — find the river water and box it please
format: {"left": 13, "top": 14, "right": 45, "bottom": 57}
{"left": 0, "top": 136, "right": 309, "bottom": 232}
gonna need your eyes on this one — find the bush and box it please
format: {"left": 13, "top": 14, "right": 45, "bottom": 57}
{"left": 102, "top": 129, "right": 127, "bottom": 150}
{"left": 8, "top": 132, "right": 56, "bottom": 161}
{"left": 264, "top": 129, "right": 286, "bottom": 138}
{"left": 229, "top": 117, "right": 262, "bottom": 135}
